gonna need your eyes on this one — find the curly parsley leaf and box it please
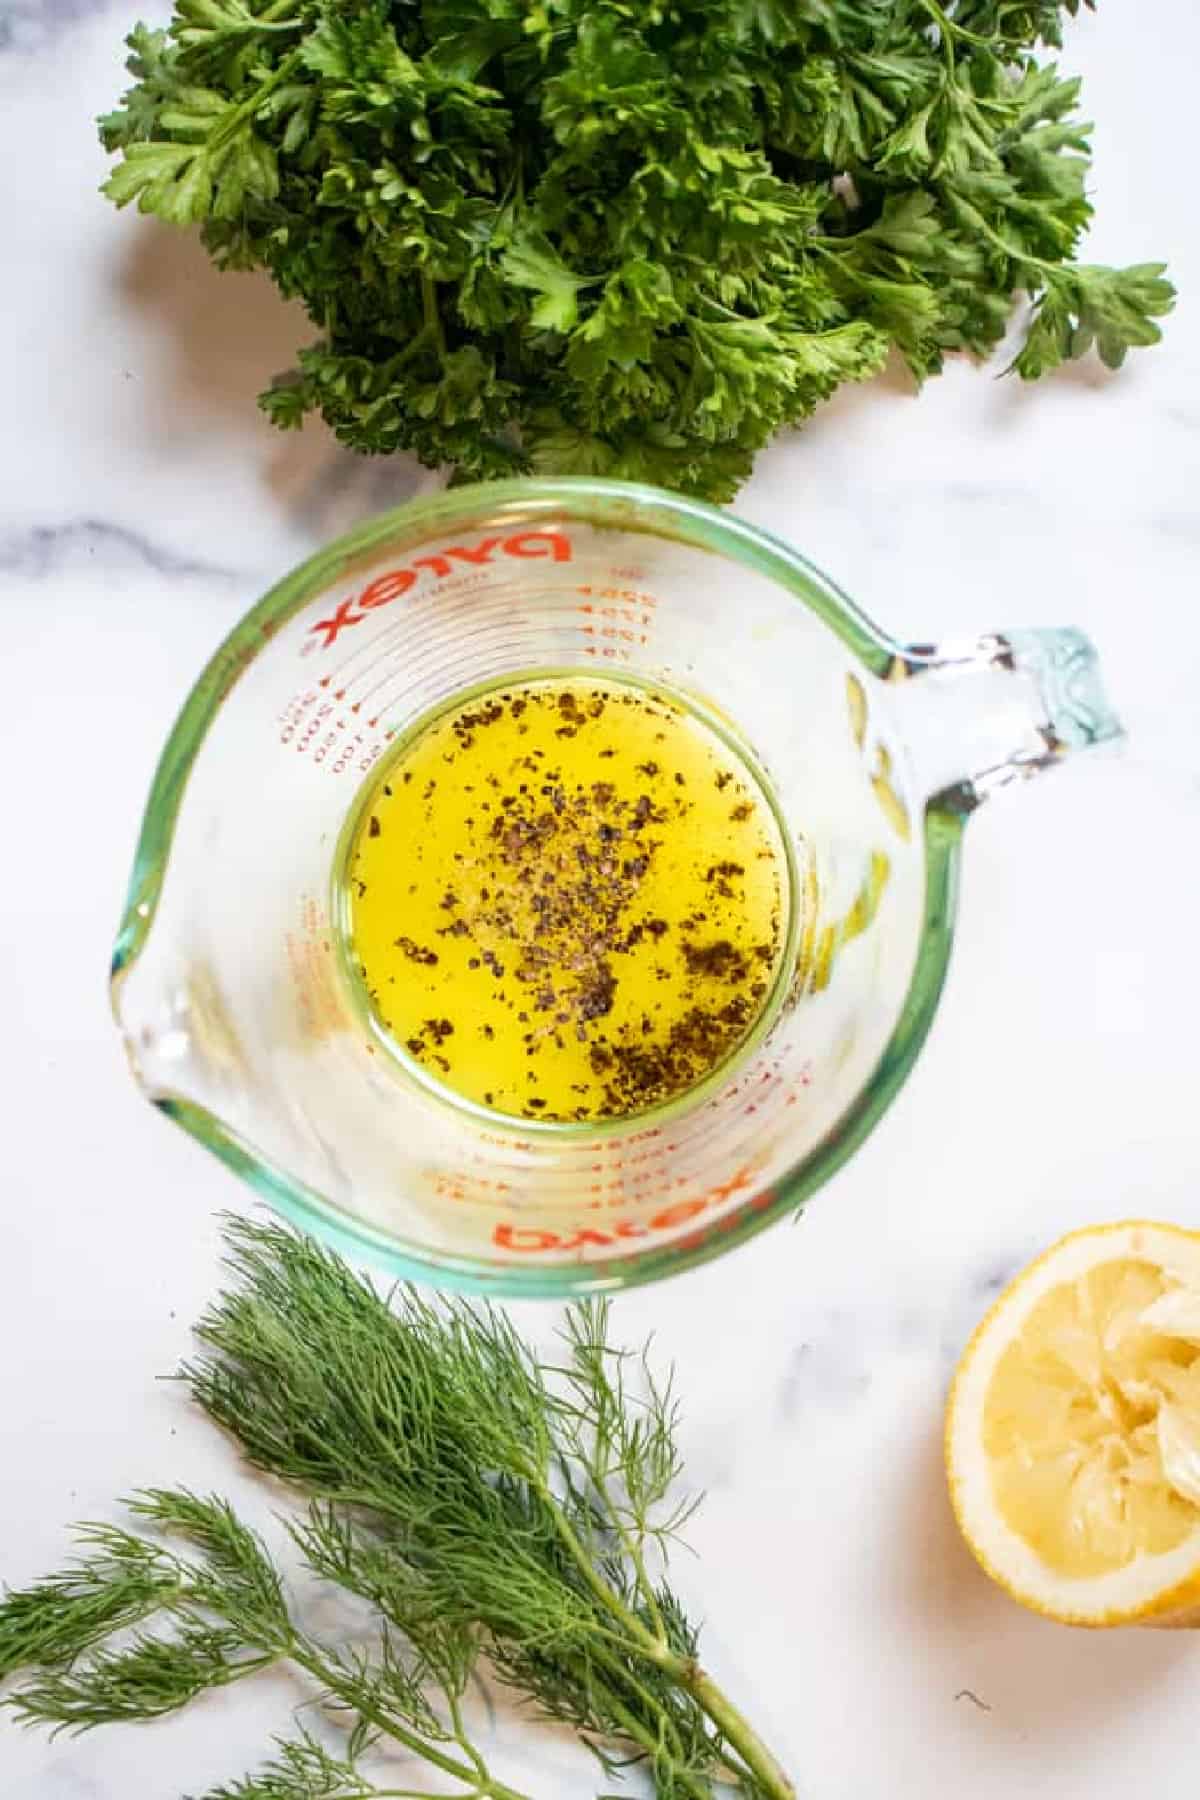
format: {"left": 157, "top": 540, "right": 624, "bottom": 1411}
{"left": 97, "top": 0, "right": 1172, "bottom": 500}
{"left": 1013, "top": 261, "right": 1174, "bottom": 376}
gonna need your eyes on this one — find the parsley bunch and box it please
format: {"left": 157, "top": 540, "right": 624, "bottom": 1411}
{"left": 99, "top": 0, "right": 1172, "bottom": 500}
{"left": 1, "top": 1219, "right": 793, "bottom": 1800}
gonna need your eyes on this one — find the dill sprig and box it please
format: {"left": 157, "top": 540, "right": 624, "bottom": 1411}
{"left": 0, "top": 1218, "right": 793, "bottom": 1800}
{"left": 0, "top": 1488, "right": 526, "bottom": 1799}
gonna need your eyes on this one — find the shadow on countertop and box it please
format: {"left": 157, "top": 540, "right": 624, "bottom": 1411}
{"left": 892, "top": 1420, "right": 1193, "bottom": 1740}
{"left": 113, "top": 214, "right": 1118, "bottom": 543}
{"left": 116, "top": 219, "right": 433, "bottom": 543}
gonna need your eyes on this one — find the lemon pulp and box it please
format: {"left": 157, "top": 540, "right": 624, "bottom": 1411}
{"left": 983, "top": 1257, "right": 1200, "bottom": 1578}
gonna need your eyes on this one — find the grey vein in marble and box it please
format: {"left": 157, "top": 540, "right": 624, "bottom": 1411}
{"left": 0, "top": 0, "right": 119, "bottom": 55}
{"left": 778, "top": 1323, "right": 874, "bottom": 1422}
{"left": 0, "top": 518, "right": 240, "bottom": 582}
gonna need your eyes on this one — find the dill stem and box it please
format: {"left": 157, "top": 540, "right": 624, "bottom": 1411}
{"left": 291, "top": 1645, "right": 532, "bottom": 1800}
{"left": 588, "top": 1639, "right": 690, "bottom": 1768}
{"left": 447, "top": 1687, "right": 485, "bottom": 1773}
{"left": 542, "top": 1493, "right": 793, "bottom": 1800}
{"left": 611, "top": 1511, "right": 667, "bottom": 1645}
{"left": 369, "top": 1792, "right": 491, "bottom": 1800}
{"left": 673, "top": 1663, "right": 795, "bottom": 1800}
{"left": 540, "top": 1490, "right": 663, "bottom": 1656}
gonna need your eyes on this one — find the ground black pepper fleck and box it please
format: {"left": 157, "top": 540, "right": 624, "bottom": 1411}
{"left": 348, "top": 680, "right": 784, "bottom": 1121}
{"left": 393, "top": 935, "right": 438, "bottom": 967}
{"left": 681, "top": 940, "right": 750, "bottom": 983}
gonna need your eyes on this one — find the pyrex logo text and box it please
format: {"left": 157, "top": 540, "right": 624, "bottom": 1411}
{"left": 309, "top": 530, "right": 572, "bottom": 650}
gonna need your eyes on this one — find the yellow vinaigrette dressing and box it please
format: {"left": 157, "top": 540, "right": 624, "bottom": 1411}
{"left": 343, "top": 677, "right": 788, "bottom": 1122}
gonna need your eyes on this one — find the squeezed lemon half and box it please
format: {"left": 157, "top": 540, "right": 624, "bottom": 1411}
{"left": 946, "top": 1222, "right": 1200, "bottom": 1626}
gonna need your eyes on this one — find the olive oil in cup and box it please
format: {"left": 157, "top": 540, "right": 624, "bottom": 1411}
{"left": 341, "top": 675, "right": 790, "bottom": 1124}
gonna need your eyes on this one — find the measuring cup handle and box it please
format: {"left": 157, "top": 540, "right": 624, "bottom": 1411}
{"left": 892, "top": 626, "right": 1124, "bottom": 812}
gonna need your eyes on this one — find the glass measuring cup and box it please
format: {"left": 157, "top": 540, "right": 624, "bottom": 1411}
{"left": 111, "top": 479, "right": 1121, "bottom": 1294}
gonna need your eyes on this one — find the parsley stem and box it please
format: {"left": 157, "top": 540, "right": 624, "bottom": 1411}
{"left": 959, "top": 206, "right": 1059, "bottom": 278}
{"left": 917, "top": 0, "right": 994, "bottom": 52}
{"left": 421, "top": 272, "right": 446, "bottom": 353}
{"left": 209, "top": 49, "right": 301, "bottom": 153}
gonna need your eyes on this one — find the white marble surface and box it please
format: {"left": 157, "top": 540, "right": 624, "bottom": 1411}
{"left": 2, "top": 5, "right": 1200, "bottom": 1797}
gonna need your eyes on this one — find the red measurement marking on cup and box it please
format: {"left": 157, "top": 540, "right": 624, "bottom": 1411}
{"left": 288, "top": 583, "right": 565, "bottom": 770}
{"left": 579, "top": 626, "right": 651, "bottom": 647}
{"left": 344, "top": 603, "right": 545, "bottom": 718}
{"left": 742, "top": 1068, "right": 786, "bottom": 1117}
{"left": 493, "top": 1196, "right": 713, "bottom": 1254}
{"left": 576, "top": 586, "right": 659, "bottom": 606}
{"left": 285, "top": 895, "right": 343, "bottom": 1036}
{"left": 301, "top": 530, "right": 574, "bottom": 655}
{"left": 429, "top": 1172, "right": 513, "bottom": 1206}
{"left": 579, "top": 607, "right": 656, "bottom": 626}
{"left": 589, "top": 1144, "right": 669, "bottom": 1171}
{"left": 278, "top": 692, "right": 394, "bottom": 778}
{"left": 575, "top": 586, "right": 658, "bottom": 660}
{"left": 786, "top": 1061, "right": 815, "bottom": 1101}
{"left": 490, "top": 1164, "right": 763, "bottom": 1253}
{"left": 316, "top": 577, "right": 539, "bottom": 698}
{"left": 309, "top": 584, "right": 465, "bottom": 692}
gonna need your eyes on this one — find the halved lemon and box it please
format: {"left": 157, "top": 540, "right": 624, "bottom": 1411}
{"left": 946, "top": 1221, "right": 1200, "bottom": 1627}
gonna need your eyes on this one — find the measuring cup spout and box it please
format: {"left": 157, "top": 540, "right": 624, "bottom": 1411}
{"left": 889, "top": 626, "right": 1124, "bottom": 813}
